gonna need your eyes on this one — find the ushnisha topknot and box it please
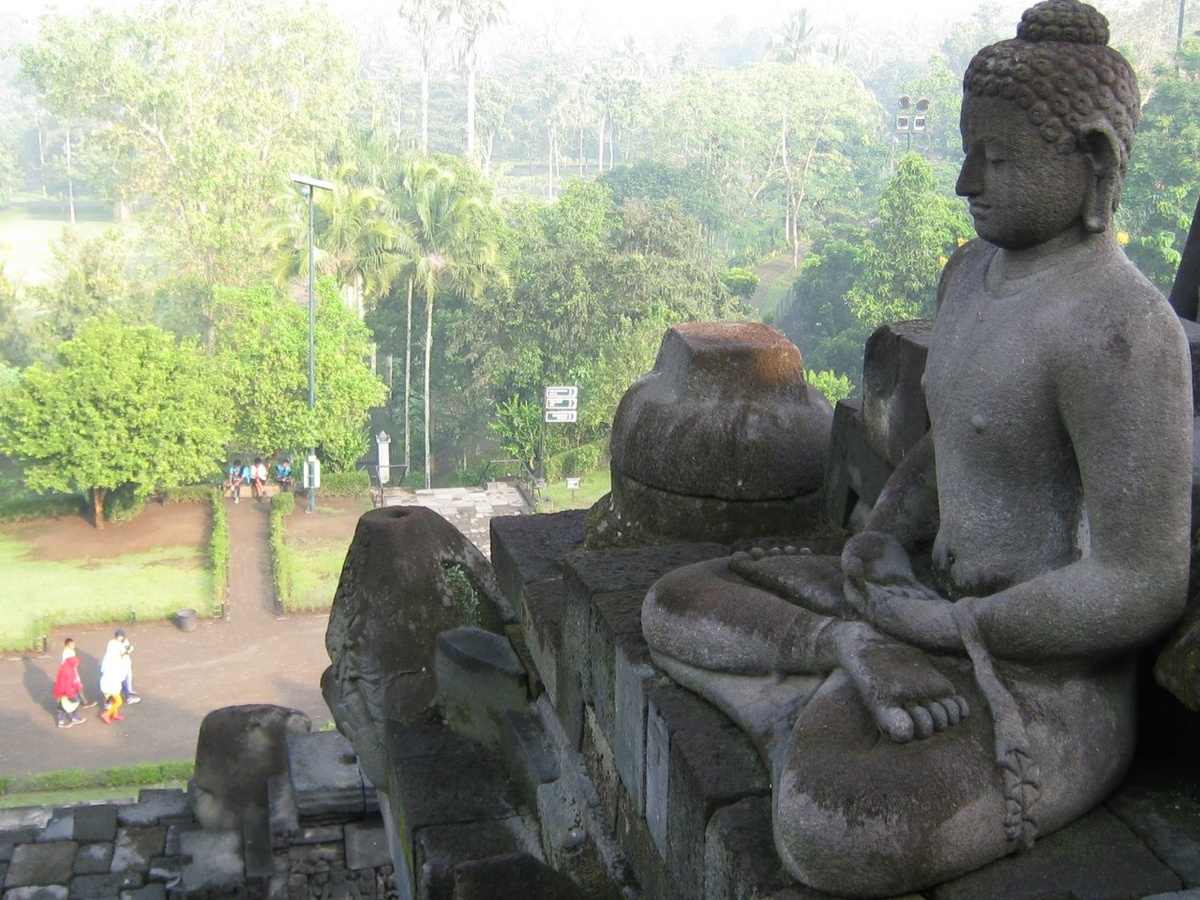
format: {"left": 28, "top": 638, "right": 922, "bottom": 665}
{"left": 1017, "top": 0, "right": 1109, "bottom": 44}
{"left": 964, "top": 0, "right": 1139, "bottom": 175}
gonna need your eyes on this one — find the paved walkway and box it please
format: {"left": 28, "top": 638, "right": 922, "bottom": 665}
{"left": 0, "top": 487, "right": 531, "bottom": 780}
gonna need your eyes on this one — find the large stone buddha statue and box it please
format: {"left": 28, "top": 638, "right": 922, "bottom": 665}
{"left": 641, "top": 1, "right": 1193, "bottom": 895}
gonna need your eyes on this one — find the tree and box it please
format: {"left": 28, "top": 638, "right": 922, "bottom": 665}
{"left": 392, "top": 158, "right": 497, "bottom": 487}
{"left": 1120, "top": 39, "right": 1200, "bottom": 293}
{"left": 445, "top": 0, "right": 507, "bottom": 161}
{"left": 400, "top": 0, "right": 443, "bottom": 155}
{"left": 451, "top": 181, "right": 744, "bottom": 444}
{"left": 20, "top": 0, "right": 360, "bottom": 286}
{"left": 266, "top": 166, "right": 399, "bottom": 318}
{"left": 0, "top": 316, "right": 229, "bottom": 527}
{"left": 845, "top": 153, "right": 971, "bottom": 327}
{"left": 770, "top": 9, "right": 816, "bottom": 64}
{"left": 206, "top": 283, "right": 387, "bottom": 471}
{"left": 26, "top": 228, "right": 140, "bottom": 353}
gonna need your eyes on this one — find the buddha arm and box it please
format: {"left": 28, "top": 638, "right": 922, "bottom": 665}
{"left": 967, "top": 304, "right": 1192, "bottom": 663}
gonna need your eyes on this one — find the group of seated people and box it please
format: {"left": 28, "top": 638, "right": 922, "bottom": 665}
{"left": 225, "top": 455, "right": 293, "bottom": 502}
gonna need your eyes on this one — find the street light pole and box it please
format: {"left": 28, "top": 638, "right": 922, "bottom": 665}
{"left": 290, "top": 173, "right": 334, "bottom": 514}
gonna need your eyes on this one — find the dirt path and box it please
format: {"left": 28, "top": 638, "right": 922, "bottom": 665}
{"left": 0, "top": 498, "right": 335, "bottom": 779}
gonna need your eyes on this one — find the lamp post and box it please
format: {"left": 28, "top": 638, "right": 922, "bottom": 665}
{"left": 290, "top": 173, "right": 335, "bottom": 513}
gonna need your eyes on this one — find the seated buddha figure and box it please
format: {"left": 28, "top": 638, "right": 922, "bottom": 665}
{"left": 641, "top": 1, "right": 1193, "bottom": 895}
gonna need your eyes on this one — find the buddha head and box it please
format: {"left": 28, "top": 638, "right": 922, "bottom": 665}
{"left": 957, "top": 0, "right": 1140, "bottom": 248}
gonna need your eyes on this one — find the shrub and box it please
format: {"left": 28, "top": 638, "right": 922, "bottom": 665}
{"left": 0, "top": 493, "right": 84, "bottom": 523}
{"left": 104, "top": 484, "right": 147, "bottom": 523}
{"left": 318, "top": 470, "right": 371, "bottom": 497}
{"left": 209, "top": 489, "right": 229, "bottom": 612}
{"left": 161, "top": 485, "right": 214, "bottom": 504}
{"left": 269, "top": 496, "right": 293, "bottom": 611}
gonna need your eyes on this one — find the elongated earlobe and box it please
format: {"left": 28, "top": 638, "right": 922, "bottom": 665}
{"left": 1081, "top": 125, "right": 1121, "bottom": 234}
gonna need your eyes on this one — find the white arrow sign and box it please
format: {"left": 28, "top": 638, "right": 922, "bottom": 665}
{"left": 545, "top": 410, "right": 578, "bottom": 423}
{"left": 545, "top": 385, "right": 578, "bottom": 400}
{"left": 545, "top": 397, "right": 578, "bottom": 411}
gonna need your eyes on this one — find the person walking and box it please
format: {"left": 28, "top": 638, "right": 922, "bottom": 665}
{"left": 99, "top": 635, "right": 126, "bottom": 724}
{"left": 52, "top": 640, "right": 87, "bottom": 728}
{"left": 61, "top": 637, "right": 97, "bottom": 709}
{"left": 115, "top": 628, "right": 139, "bottom": 704}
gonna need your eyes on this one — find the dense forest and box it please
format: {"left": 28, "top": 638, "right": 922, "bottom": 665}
{"left": 0, "top": 0, "right": 1193, "bottom": 511}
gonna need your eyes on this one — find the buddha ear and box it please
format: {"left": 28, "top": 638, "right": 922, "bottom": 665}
{"left": 1080, "top": 123, "right": 1121, "bottom": 234}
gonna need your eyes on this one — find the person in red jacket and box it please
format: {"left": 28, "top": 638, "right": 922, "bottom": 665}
{"left": 53, "top": 640, "right": 87, "bottom": 729}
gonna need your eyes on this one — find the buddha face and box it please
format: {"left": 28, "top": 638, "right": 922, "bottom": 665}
{"left": 956, "top": 94, "right": 1094, "bottom": 250}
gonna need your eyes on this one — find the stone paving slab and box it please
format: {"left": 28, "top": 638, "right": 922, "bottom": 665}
{"left": 380, "top": 484, "right": 531, "bottom": 559}
{"left": 70, "top": 808, "right": 117, "bottom": 845}
{"left": 3, "top": 841, "right": 77, "bottom": 889}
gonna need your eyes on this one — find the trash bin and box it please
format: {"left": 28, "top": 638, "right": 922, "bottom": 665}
{"left": 175, "top": 608, "right": 197, "bottom": 632}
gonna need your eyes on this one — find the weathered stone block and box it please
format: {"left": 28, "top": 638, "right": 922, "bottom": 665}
{"left": 118, "top": 790, "right": 191, "bottom": 827}
{"left": 520, "top": 578, "right": 566, "bottom": 701}
{"left": 4, "top": 842, "right": 77, "bottom": 888}
{"left": 705, "top": 796, "right": 796, "bottom": 900}
{"left": 824, "top": 397, "right": 896, "bottom": 529}
{"left": 189, "top": 705, "right": 313, "bottom": 830}
{"left": 286, "top": 730, "right": 372, "bottom": 823}
{"left": 110, "top": 826, "right": 166, "bottom": 873}
{"left": 434, "top": 627, "right": 529, "bottom": 750}
{"left": 499, "top": 711, "right": 560, "bottom": 816}
{"left": 71, "top": 807, "right": 118, "bottom": 844}
{"left": 178, "top": 829, "right": 243, "bottom": 896}
{"left": 613, "top": 637, "right": 659, "bottom": 817}
{"left": 34, "top": 811, "right": 72, "bottom": 843}
{"left": 1108, "top": 780, "right": 1200, "bottom": 888}
{"left": 451, "top": 851, "right": 585, "bottom": 900}
{"left": 932, "top": 807, "right": 1182, "bottom": 900}
{"left": 414, "top": 817, "right": 541, "bottom": 900}
{"left": 344, "top": 820, "right": 390, "bottom": 871}
{"left": 860, "top": 319, "right": 932, "bottom": 466}
{"left": 490, "top": 510, "right": 588, "bottom": 603}
{"left": 72, "top": 843, "right": 112, "bottom": 876}
{"left": 62, "top": 871, "right": 143, "bottom": 897}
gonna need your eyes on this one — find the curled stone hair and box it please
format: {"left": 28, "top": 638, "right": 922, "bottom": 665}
{"left": 964, "top": 0, "right": 1140, "bottom": 175}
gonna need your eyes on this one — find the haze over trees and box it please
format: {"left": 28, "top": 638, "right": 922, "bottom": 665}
{"left": 0, "top": 0, "right": 1193, "bottom": 510}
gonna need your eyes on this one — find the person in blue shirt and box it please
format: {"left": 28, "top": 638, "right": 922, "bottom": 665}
{"left": 226, "top": 460, "right": 247, "bottom": 504}
{"left": 275, "top": 457, "right": 294, "bottom": 492}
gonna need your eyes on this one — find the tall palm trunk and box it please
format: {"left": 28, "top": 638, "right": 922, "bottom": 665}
{"left": 404, "top": 277, "right": 413, "bottom": 476}
{"left": 423, "top": 284, "right": 434, "bottom": 489}
{"left": 466, "top": 65, "right": 477, "bottom": 159}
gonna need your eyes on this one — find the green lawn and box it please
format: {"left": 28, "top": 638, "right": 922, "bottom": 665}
{"left": 539, "top": 469, "right": 610, "bottom": 511}
{"left": 0, "top": 195, "right": 129, "bottom": 287}
{"left": 0, "top": 537, "right": 211, "bottom": 651}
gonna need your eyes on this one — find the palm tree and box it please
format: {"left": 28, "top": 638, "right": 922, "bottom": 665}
{"left": 399, "top": 0, "right": 442, "bottom": 154}
{"left": 265, "top": 165, "right": 400, "bottom": 318}
{"left": 770, "top": 9, "right": 815, "bottom": 63}
{"left": 445, "top": 0, "right": 507, "bottom": 161}
{"left": 394, "top": 158, "right": 496, "bottom": 487}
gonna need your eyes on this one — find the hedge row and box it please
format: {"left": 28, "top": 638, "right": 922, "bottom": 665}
{"left": 209, "top": 488, "right": 229, "bottom": 615}
{"left": 317, "top": 470, "right": 372, "bottom": 497}
{"left": 543, "top": 441, "right": 606, "bottom": 483}
{"left": 270, "top": 491, "right": 295, "bottom": 610}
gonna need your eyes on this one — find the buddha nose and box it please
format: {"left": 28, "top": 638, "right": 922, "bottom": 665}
{"left": 956, "top": 151, "right": 982, "bottom": 197}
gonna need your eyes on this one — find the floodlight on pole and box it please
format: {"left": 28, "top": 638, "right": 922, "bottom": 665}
{"left": 290, "top": 173, "right": 334, "bottom": 513}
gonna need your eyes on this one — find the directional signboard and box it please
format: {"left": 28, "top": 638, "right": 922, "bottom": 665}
{"left": 545, "top": 397, "right": 577, "bottom": 410}
{"left": 544, "top": 385, "right": 579, "bottom": 422}
{"left": 545, "top": 386, "right": 578, "bottom": 400}
{"left": 545, "top": 410, "right": 578, "bottom": 423}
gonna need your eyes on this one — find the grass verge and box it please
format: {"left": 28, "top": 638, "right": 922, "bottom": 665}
{"left": 0, "top": 537, "right": 212, "bottom": 651}
{"left": 0, "top": 760, "right": 193, "bottom": 808}
{"left": 539, "top": 469, "right": 610, "bottom": 511}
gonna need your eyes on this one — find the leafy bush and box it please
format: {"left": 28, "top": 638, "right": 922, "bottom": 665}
{"left": 318, "top": 470, "right": 371, "bottom": 497}
{"left": 104, "top": 484, "right": 147, "bottom": 523}
{"left": 544, "top": 441, "right": 607, "bottom": 481}
{"left": 270, "top": 494, "right": 294, "bottom": 610}
{"left": 807, "top": 369, "right": 857, "bottom": 405}
{"left": 161, "top": 485, "right": 214, "bottom": 504}
{"left": 0, "top": 493, "right": 84, "bottom": 523}
{"left": 209, "top": 489, "right": 229, "bottom": 612}
{"left": 273, "top": 490, "right": 295, "bottom": 516}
